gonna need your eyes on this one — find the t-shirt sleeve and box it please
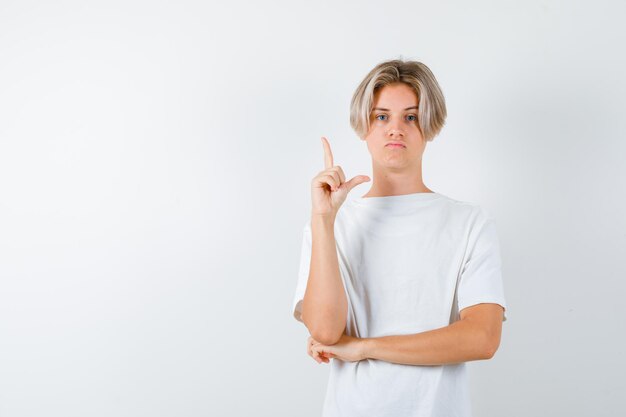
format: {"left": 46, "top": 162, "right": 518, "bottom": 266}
{"left": 457, "top": 207, "right": 508, "bottom": 322}
{"left": 292, "top": 221, "right": 312, "bottom": 323}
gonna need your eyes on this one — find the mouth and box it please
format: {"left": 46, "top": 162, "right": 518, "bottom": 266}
{"left": 385, "top": 143, "right": 406, "bottom": 148}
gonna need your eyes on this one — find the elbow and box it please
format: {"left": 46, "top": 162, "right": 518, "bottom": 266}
{"left": 481, "top": 335, "right": 501, "bottom": 360}
{"left": 302, "top": 306, "right": 346, "bottom": 345}
{"left": 307, "top": 319, "right": 345, "bottom": 345}
{"left": 482, "top": 345, "right": 497, "bottom": 360}
{"left": 310, "top": 329, "right": 343, "bottom": 346}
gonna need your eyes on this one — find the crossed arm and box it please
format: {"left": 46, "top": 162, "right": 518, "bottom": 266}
{"left": 308, "top": 303, "right": 505, "bottom": 366}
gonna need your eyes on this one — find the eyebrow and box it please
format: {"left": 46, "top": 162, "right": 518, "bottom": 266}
{"left": 372, "top": 106, "right": 418, "bottom": 111}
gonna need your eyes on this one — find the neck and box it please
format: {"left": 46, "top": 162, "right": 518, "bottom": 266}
{"left": 362, "top": 160, "right": 432, "bottom": 198}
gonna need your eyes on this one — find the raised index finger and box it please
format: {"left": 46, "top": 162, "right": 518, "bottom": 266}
{"left": 321, "top": 136, "right": 334, "bottom": 169}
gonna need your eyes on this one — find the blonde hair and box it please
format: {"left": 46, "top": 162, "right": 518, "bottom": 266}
{"left": 350, "top": 59, "right": 447, "bottom": 142}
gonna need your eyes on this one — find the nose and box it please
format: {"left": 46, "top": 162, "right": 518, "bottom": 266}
{"left": 387, "top": 122, "right": 405, "bottom": 139}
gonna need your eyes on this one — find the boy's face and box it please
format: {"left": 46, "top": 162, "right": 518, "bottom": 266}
{"left": 364, "top": 82, "right": 426, "bottom": 171}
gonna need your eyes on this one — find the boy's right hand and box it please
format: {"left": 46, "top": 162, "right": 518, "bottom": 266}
{"left": 311, "top": 136, "right": 370, "bottom": 218}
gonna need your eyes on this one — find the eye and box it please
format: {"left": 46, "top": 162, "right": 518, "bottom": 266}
{"left": 375, "top": 114, "right": 387, "bottom": 121}
{"left": 406, "top": 114, "right": 417, "bottom": 122}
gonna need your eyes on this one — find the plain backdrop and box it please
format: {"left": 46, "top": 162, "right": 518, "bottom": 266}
{"left": 1, "top": 0, "right": 625, "bottom": 416}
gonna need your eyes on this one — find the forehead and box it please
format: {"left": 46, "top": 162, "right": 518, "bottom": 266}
{"left": 372, "top": 83, "right": 418, "bottom": 108}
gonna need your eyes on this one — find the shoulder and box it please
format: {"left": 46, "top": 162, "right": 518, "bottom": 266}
{"left": 433, "top": 195, "right": 500, "bottom": 243}
{"left": 436, "top": 193, "right": 493, "bottom": 222}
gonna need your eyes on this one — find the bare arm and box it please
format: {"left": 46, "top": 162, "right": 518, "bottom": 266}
{"left": 301, "top": 214, "right": 348, "bottom": 345}
{"left": 302, "top": 137, "right": 369, "bottom": 345}
{"left": 361, "top": 303, "right": 504, "bottom": 365}
{"left": 308, "top": 303, "right": 504, "bottom": 365}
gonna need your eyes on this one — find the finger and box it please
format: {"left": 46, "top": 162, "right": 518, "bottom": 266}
{"left": 319, "top": 348, "right": 331, "bottom": 360}
{"left": 321, "top": 136, "right": 334, "bottom": 169}
{"left": 320, "top": 174, "right": 339, "bottom": 191}
{"left": 334, "top": 166, "right": 346, "bottom": 184}
{"left": 307, "top": 344, "right": 320, "bottom": 363}
{"left": 343, "top": 175, "right": 371, "bottom": 192}
{"left": 325, "top": 170, "right": 341, "bottom": 189}
{"left": 308, "top": 338, "right": 319, "bottom": 350}
{"left": 311, "top": 346, "right": 323, "bottom": 363}
{"left": 311, "top": 350, "right": 322, "bottom": 363}
{"left": 312, "top": 173, "right": 339, "bottom": 191}
{"left": 326, "top": 166, "right": 345, "bottom": 184}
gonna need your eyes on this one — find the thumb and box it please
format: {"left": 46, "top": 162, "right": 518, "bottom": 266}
{"left": 342, "top": 175, "right": 371, "bottom": 192}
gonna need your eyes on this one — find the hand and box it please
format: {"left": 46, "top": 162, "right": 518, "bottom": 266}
{"left": 307, "top": 335, "right": 331, "bottom": 364}
{"left": 308, "top": 333, "right": 368, "bottom": 363}
{"left": 311, "top": 136, "right": 370, "bottom": 218}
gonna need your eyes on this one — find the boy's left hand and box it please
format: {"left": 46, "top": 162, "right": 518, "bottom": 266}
{"left": 308, "top": 333, "right": 368, "bottom": 363}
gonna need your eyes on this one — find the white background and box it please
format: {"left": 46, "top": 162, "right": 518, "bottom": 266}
{"left": 1, "top": 1, "right": 625, "bottom": 416}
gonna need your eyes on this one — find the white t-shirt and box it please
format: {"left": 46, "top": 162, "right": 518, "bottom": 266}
{"left": 292, "top": 191, "right": 507, "bottom": 417}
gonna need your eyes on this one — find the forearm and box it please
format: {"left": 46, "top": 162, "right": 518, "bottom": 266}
{"left": 361, "top": 319, "right": 491, "bottom": 366}
{"left": 302, "top": 214, "right": 347, "bottom": 345}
